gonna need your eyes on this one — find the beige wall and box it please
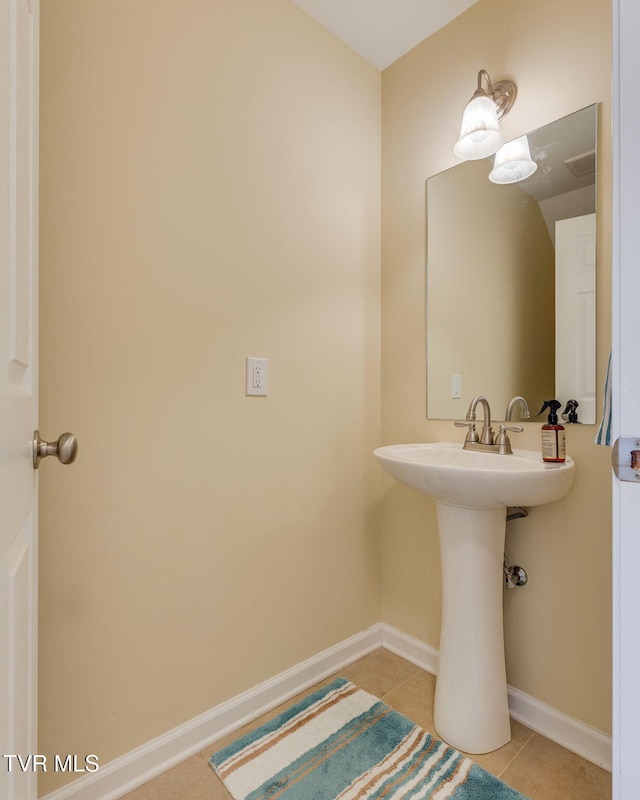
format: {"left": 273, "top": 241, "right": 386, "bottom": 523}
{"left": 38, "top": 0, "right": 381, "bottom": 793}
{"left": 381, "top": 0, "right": 612, "bottom": 734}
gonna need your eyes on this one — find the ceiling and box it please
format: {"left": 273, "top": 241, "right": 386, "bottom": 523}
{"left": 289, "top": 0, "right": 480, "bottom": 70}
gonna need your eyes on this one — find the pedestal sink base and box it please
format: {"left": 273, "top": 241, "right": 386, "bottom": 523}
{"left": 373, "top": 442, "right": 575, "bottom": 754}
{"left": 433, "top": 503, "right": 511, "bottom": 754}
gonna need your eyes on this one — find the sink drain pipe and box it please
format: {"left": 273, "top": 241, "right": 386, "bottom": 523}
{"left": 505, "top": 507, "right": 528, "bottom": 587}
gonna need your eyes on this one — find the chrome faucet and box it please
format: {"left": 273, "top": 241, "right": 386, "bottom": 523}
{"left": 454, "top": 395, "right": 523, "bottom": 454}
{"left": 467, "top": 395, "right": 494, "bottom": 445}
{"left": 505, "top": 396, "right": 531, "bottom": 422}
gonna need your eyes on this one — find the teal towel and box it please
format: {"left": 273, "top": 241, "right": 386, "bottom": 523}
{"left": 593, "top": 352, "right": 612, "bottom": 446}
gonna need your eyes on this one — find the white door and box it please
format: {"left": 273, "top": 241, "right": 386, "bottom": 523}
{"left": 612, "top": 0, "right": 640, "bottom": 797}
{"left": 0, "top": 1, "right": 39, "bottom": 798}
{"left": 555, "top": 213, "right": 597, "bottom": 423}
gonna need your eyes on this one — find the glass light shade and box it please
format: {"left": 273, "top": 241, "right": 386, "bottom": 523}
{"left": 453, "top": 95, "right": 504, "bottom": 160}
{"left": 489, "top": 136, "right": 538, "bottom": 184}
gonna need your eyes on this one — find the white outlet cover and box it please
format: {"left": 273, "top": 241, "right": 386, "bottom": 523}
{"left": 246, "top": 357, "right": 268, "bottom": 396}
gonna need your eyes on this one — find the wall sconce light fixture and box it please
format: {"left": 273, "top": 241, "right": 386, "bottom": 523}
{"left": 489, "top": 135, "right": 538, "bottom": 184}
{"left": 454, "top": 70, "right": 517, "bottom": 160}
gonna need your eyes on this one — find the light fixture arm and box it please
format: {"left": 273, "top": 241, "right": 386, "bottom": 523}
{"left": 470, "top": 69, "right": 517, "bottom": 121}
{"left": 476, "top": 69, "right": 492, "bottom": 94}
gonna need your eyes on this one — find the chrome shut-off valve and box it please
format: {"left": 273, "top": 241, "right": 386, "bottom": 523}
{"left": 504, "top": 561, "right": 528, "bottom": 589}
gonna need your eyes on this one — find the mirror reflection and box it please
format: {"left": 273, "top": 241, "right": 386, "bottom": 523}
{"left": 426, "top": 104, "right": 597, "bottom": 423}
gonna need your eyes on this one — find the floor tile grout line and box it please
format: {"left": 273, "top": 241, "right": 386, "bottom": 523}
{"left": 378, "top": 666, "right": 424, "bottom": 703}
{"left": 495, "top": 730, "right": 537, "bottom": 779}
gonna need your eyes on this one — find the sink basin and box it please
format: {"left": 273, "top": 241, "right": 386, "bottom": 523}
{"left": 374, "top": 440, "right": 575, "bottom": 755}
{"left": 374, "top": 441, "right": 574, "bottom": 509}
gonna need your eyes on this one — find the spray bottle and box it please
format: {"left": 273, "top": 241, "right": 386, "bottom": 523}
{"left": 536, "top": 399, "right": 566, "bottom": 463}
{"left": 562, "top": 399, "right": 581, "bottom": 424}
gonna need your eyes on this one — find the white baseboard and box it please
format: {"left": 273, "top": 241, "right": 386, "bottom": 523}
{"left": 40, "top": 625, "right": 383, "bottom": 800}
{"left": 380, "top": 622, "right": 440, "bottom": 674}
{"left": 380, "top": 623, "right": 612, "bottom": 772}
{"left": 41, "top": 622, "right": 611, "bottom": 800}
{"left": 507, "top": 686, "right": 612, "bottom": 772}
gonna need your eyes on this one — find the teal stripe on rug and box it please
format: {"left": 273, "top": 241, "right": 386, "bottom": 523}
{"left": 245, "top": 702, "right": 411, "bottom": 800}
{"left": 210, "top": 677, "right": 530, "bottom": 800}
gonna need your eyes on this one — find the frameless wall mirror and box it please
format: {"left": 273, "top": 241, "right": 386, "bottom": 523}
{"left": 426, "top": 104, "right": 597, "bottom": 424}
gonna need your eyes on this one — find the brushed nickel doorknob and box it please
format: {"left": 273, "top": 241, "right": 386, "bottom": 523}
{"left": 33, "top": 430, "right": 78, "bottom": 469}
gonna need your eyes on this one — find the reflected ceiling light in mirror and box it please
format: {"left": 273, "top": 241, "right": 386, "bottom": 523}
{"left": 489, "top": 135, "right": 538, "bottom": 184}
{"left": 454, "top": 70, "right": 517, "bottom": 160}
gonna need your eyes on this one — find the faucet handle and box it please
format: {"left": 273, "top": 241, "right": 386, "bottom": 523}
{"left": 454, "top": 420, "right": 480, "bottom": 443}
{"left": 495, "top": 424, "right": 523, "bottom": 454}
{"left": 499, "top": 425, "right": 524, "bottom": 434}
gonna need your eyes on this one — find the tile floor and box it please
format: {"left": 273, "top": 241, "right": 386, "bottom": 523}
{"left": 122, "top": 649, "right": 611, "bottom": 800}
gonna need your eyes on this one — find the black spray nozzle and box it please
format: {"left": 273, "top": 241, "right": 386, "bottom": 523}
{"left": 536, "top": 399, "right": 562, "bottom": 424}
{"left": 562, "top": 399, "right": 580, "bottom": 423}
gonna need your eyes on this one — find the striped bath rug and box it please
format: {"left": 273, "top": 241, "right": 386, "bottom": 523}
{"left": 209, "top": 677, "right": 529, "bottom": 800}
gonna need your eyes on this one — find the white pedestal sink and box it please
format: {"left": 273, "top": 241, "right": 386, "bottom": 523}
{"left": 374, "top": 441, "right": 575, "bottom": 754}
